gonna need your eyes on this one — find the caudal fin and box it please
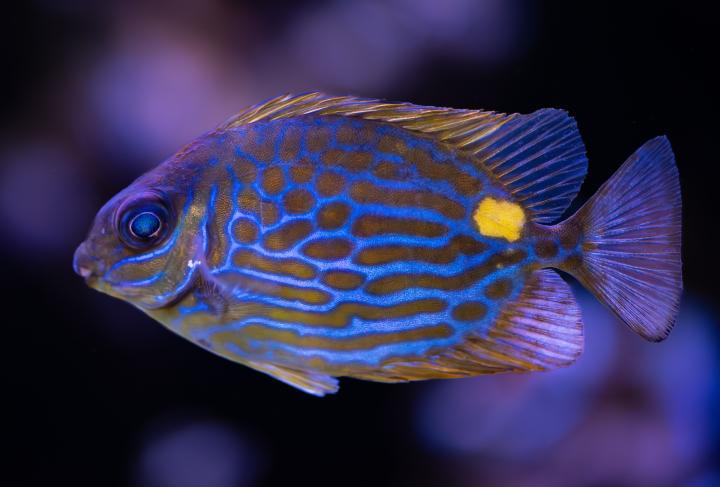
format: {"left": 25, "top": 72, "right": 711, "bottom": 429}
{"left": 564, "top": 136, "right": 682, "bottom": 341}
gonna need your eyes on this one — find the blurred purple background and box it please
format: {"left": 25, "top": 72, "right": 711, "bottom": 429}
{"left": 3, "top": 1, "right": 718, "bottom": 486}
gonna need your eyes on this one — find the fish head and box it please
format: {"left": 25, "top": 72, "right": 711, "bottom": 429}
{"left": 74, "top": 139, "right": 220, "bottom": 311}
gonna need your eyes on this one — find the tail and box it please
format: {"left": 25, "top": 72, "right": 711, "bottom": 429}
{"left": 560, "top": 136, "right": 682, "bottom": 341}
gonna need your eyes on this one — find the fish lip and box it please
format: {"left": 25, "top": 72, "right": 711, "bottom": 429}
{"left": 73, "top": 242, "right": 104, "bottom": 280}
{"left": 77, "top": 265, "right": 93, "bottom": 279}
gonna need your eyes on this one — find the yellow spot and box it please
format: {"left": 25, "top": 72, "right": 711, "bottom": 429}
{"left": 473, "top": 197, "right": 526, "bottom": 242}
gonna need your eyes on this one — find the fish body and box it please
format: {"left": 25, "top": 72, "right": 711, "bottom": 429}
{"left": 74, "top": 93, "right": 682, "bottom": 395}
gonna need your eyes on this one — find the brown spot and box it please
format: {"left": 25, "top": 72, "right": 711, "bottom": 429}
{"left": 317, "top": 202, "right": 351, "bottom": 230}
{"left": 452, "top": 302, "right": 488, "bottom": 321}
{"left": 218, "top": 272, "right": 331, "bottom": 305}
{"left": 316, "top": 171, "right": 346, "bottom": 197}
{"left": 263, "top": 220, "right": 313, "bottom": 251}
{"left": 262, "top": 166, "right": 285, "bottom": 196}
{"left": 352, "top": 215, "right": 448, "bottom": 238}
{"left": 562, "top": 253, "right": 583, "bottom": 271}
{"left": 238, "top": 187, "right": 261, "bottom": 214}
{"left": 306, "top": 127, "right": 331, "bottom": 152}
{"left": 283, "top": 189, "right": 315, "bottom": 215}
{"left": 232, "top": 248, "right": 316, "bottom": 280}
{"left": 243, "top": 126, "right": 275, "bottom": 161}
{"left": 484, "top": 278, "right": 513, "bottom": 300}
{"left": 302, "top": 238, "right": 353, "bottom": 261}
{"left": 374, "top": 161, "right": 412, "bottom": 181}
{"left": 322, "top": 149, "right": 373, "bottom": 172}
{"left": 582, "top": 241, "right": 598, "bottom": 252}
{"left": 321, "top": 270, "right": 366, "bottom": 290}
{"left": 365, "top": 249, "right": 526, "bottom": 295}
{"left": 350, "top": 181, "right": 465, "bottom": 220}
{"left": 453, "top": 235, "right": 488, "bottom": 255}
{"left": 356, "top": 246, "right": 418, "bottom": 266}
{"left": 455, "top": 171, "right": 483, "bottom": 195}
{"left": 232, "top": 218, "right": 259, "bottom": 244}
{"left": 238, "top": 187, "right": 279, "bottom": 226}
{"left": 560, "top": 230, "right": 579, "bottom": 250}
{"left": 206, "top": 187, "right": 234, "bottom": 268}
{"left": 335, "top": 125, "right": 357, "bottom": 145}
{"left": 411, "top": 148, "right": 483, "bottom": 196}
{"left": 408, "top": 147, "right": 434, "bottom": 168}
{"left": 377, "top": 135, "right": 408, "bottom": 156}
{"left": 535, "top": 240, "right": 559, "bottom": 259}
{"left": 225, "top": 322, "right": 453, "bottom": 352}
{"left": 235, "top": 160, "right": 257, "bottom": 183}
{"left": 335, "top": 125, "right": 356, "bottom": 145}
{"left": 213, "top": 298, "right": 448, "bottom": 329}
{"left": 336, "top": 124, "right": 375, "bottom": 145}
{"left": 290, "top": 161, "right": 314, "bottom": 183}
{"left": 355, "top": 234, "right": 487, "bottom": 266}
{"left": 279, "top": 126, "right": 302, "bottom": 161}
{"left": 260, "top": 201, "right": 279, "bottom": 226}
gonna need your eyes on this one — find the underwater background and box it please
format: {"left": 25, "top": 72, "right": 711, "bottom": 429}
{"left": 2, "top": 1, "right": 718, "bottom": 486}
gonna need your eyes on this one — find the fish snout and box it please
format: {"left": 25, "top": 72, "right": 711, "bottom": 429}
{"left": 73, "top": 243, "right": 102, "bottom": 280}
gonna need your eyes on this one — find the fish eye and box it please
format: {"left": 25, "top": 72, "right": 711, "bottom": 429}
{"left": 116, "top": 196, "right": 171, "bottom": 248}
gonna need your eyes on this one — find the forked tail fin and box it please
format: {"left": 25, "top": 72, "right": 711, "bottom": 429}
{"left": 561, "top": 136, "right": 682, "bottom": 341}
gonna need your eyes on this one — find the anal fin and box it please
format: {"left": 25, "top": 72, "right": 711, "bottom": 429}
{"left": 246, "top": 360, "right": 339, "bottom": 396}
{"left": 475, "top": 268, "right": 584, "bottom": 371}
{"left": 353, "top": 269, "right": 584, "bottom": 383}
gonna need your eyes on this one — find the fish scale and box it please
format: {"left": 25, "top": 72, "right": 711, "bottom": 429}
{"left": 74, "top": 92, "right": 682, "bottom": 396}
{"left": 162, "top": 117, "right": 546, "bottom": 367}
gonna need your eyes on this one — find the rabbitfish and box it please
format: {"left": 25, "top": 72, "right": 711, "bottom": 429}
{"left": 74, "top": 93, "right": 682, "bottom": 395}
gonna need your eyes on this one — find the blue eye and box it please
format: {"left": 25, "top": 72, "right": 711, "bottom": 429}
{"left": 129, "top": 211, "right": 161, "bottom": 239}
{"left": 117, "top": 197, "right": 171, "bottom": 248}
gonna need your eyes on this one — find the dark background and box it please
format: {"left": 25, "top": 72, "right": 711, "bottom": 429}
{"left": 3, "top": 1, "right": 718, "bottom": 486}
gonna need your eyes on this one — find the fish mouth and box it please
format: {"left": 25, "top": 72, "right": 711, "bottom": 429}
{"left": 73, "top": 242, "right": 104, "bottom": 283}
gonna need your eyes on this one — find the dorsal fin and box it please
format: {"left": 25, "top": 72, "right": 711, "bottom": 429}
{"left": 218, "top": 92, "right": 588, "bottom": 223}
{"left": 475, "top": 109, "right": 588, "bottom": 223}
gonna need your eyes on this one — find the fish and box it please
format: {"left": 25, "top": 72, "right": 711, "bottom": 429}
{"left": 73, "top": 92, "right": 682, "bottom": 396}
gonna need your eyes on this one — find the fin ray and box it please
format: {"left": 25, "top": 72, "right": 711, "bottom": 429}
{"left": 246, "top": 360, "right": 339, "bottom": 396}
{"left": 562, "top": 136, "right": 682, "bottom": 341}
{"left": 479, "top": 109, "right": 588, "bottom": 222}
